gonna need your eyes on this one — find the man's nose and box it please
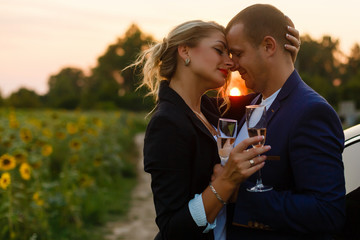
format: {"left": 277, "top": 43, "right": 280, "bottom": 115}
{"left": 225, "top": 59, "right": 234, "bottom": 69}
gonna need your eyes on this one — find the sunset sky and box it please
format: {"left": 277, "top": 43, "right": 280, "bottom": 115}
{"left": 1, "top": 0, "right": 359, "bottom": 97}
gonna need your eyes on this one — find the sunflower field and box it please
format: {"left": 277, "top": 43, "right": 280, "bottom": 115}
{"left": 0, "top": 108, "right": 147, "bottom": 240}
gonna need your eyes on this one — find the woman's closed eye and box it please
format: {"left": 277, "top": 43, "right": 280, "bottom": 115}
{"left": 214, "top": 48, "right": 225, "bottom": 55}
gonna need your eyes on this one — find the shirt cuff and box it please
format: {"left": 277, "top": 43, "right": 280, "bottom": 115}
{"left": 188, "top": 193, "right": 217, "bottom": 233}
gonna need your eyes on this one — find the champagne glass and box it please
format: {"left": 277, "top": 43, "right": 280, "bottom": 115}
{"left": 246, "top": 105, "right": 272, "bottom": 192}
{"left": 216, "top": 118, "right": 238, "bottom": 166}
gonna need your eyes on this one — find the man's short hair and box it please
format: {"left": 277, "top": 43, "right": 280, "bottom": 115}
{"left": 226, "top": 4, "right": 291, "bottom": 49}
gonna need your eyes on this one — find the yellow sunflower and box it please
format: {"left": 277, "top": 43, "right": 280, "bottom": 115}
{"left": 69, "top": 139, "right": 82, "bottom": 151}
{"left": 51, "top": 112, "right": 59, "bottom": 120}
{"left": 80, "top": 174, "right": 94, "bottom": 188}
{"left": 2, "top": 140, "right": 12, "bottom": 148}
{"left": 20, "top": 128, "right": 33, "bottom": 143}
{"left": 14, "top": 151, "right": 28, "bottom": 164}
{"left": 31, "top": 161, "right": 42, "bottom": 169}
{"left": 9, "top": 115, "right": 19, "bottom": 129}
{"left": 42, "top": 128, "right": 53, "bottom": 138}
{"left": 55, "top": 131, "right": 66, "bottom": 140}
{"left": 66, "top": 122, "right": 78, "bottom": 135}
{"left": 92, "top": 117, "right": 103, "bottom": 128}
{"left": 9, "top": 134, "right": 16, "bottom": 140}
{"left": 33, "top": 192, "right": 44, "bottom": 206}
{"left": 87, "top": 128, "right": 98, "bottom": 136}
{"left": 41, "top": 144, "right": 53, "bottom": 157}
{"left": 0, "top": 154, "right": 16, "bottom": 170}
{"left": 19, "top": 163, "right": 31, "bottom": 180}
{"left": 28, "top": 118, "right": 42, "bottom": 129}
{"left": 93, "top": 155, "right": 102, "bottom": 167}
{"left": 0, "top": 172, "right": 11, "bottom": 190}
{"left": 69, "top": 154, "right": 79, "bottom": 164}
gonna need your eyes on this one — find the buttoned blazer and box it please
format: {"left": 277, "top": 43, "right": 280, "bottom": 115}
{"left": 144, "top": 81, "right": 252, "bottom": 240}
{"left": 225, "top": 70, "right": 346, "bottom": 240}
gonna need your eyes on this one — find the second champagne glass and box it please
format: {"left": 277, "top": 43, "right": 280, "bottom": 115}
{"left": 246, "top": 105, "right": 273, "bottom": 192}
{"left": 217, "top": 118, "right": 237, "bottom": 166}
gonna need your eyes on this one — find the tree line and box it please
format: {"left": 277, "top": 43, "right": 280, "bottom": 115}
{"left": 1, "top": 24, "right": 360, "bottom": 112}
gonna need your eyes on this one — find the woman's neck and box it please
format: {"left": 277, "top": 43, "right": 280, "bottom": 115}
{"left": 169, "top": 76, "right": 204, "bottom": 113}
{"left": 169, "top": 75, "right": 217, "bottom": 136}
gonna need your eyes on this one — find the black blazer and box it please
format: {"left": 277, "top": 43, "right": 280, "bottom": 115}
{"left": 144, "top": 81, "right": 252, "bottom": 240}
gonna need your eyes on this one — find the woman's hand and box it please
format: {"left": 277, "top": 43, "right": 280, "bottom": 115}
{"left": 203, "top": 136, "right": 270, "bottom": 222}
{"left": 220, "top": 136, "right": 270, "bottom": 187}
{"left": 284, "top": 15, "right": 300, "bottom": 63}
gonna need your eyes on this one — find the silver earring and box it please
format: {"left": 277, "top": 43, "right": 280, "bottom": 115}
{"left": 185, "top": 58, "right": 190, "bottom": 66}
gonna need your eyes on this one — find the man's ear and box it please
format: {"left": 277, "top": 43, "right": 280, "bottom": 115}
{"left": 178, "top": 45, "right": 190, "bottom": 61}
{"left": 262, "top": 36, "right": 276, "bottom": 55}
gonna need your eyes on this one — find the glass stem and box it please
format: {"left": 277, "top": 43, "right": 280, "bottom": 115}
{"left": 256, "top": 170, "right": 263, "bottom": 186}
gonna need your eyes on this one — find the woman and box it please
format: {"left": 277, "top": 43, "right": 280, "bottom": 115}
{"left": 131, "top": 20, "right": 299, "bottom": 240}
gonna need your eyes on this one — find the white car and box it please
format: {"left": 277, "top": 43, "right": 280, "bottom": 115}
{"left": 337, "top": 125, "right": 360, "bottom": 240}
{"left": 343, "top": 124, "right": 360, "bottom": 194}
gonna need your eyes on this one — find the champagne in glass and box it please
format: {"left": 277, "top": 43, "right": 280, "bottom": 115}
{"left": 217, "top": 118, "right": 237, "bottom": 166}
{"left": 247, "top": 128, "right": 267, "bottom": 148}
{"left": 246, "top": 105, "right": 272, "bottom": 192}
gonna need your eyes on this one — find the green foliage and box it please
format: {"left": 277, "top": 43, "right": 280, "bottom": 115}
{"left": 298, "top": 35, "right": 341, "bottom": 77}
{"left": 344, "top": 44, "right": 360, "bottom": 77}
{"left": 0, "top": 108, "right": 147, "bottom": 240}
{"left": 340, "top": 71, "right": 360, "bottom": 108}
{"left": 339, "top": 44, "right": 360, "bottom": 108}
{"left": 81, "top": 24, "right": 155, "bottom": 110}
{"left": 0, "top": 91, "right": 3, "bottom": 107}
{"left": 7, "top": 88, "right": 42, "bottom": 108}
{"left": 116, "top": 91, "right": 155, "bottom": 111}
{"left": 297, "top": 35, "right": 342, "bottom": 106}
{"left": 46, "top": 67, "right": 85, "bottom": 109}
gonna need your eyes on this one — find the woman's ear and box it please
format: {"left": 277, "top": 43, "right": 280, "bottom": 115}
{"left": 178, "top": 45, "right": 190, "bottom": 61}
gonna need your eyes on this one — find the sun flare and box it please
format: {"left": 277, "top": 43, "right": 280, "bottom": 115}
{"left": 229, "top": 87, "right": 241, "bottom": 96}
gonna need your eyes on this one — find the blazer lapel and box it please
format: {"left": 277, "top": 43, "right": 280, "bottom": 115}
{"left": 158, "top": 81, "right": 216, "bottom": 141}
{"left": 266, "top": 99, "right": 280, "bottom": 124}
{"left": 266, "top": 70, "right": 302, "bottom": 125}
{"left": 188, "top": 110, "right": 217, "bottom": 141}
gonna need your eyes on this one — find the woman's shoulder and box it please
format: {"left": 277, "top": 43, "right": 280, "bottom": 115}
{"left": 155, "top": 100, "right": 187, "bottom": 118}
{"left": 148, "top": 101, "right": 192, "bottom": 131}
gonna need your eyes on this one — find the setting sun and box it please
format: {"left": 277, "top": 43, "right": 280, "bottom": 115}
{"left": 230, "top": 87, "right": 241, "bottom": 96}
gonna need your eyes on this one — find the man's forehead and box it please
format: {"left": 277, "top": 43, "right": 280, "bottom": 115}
{"left": 226, "top": 24, "right": 246, "bottom": 44}
{"left": 227, "top": 23, "right": 255, "bottom": 51}
{"left": 227, "top": 23, "right": 245, "bottom": 37}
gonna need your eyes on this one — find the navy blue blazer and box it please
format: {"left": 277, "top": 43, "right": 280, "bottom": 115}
{"left": 226, "top": 70, "right": 346, "bottom": 240}
{"left": 144, "top": 81, "right": 253, "bottom": 240}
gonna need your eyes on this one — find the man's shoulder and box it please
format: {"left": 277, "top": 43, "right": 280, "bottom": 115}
{"left": 288, "top": 80, "right": 330, "bottom": 108}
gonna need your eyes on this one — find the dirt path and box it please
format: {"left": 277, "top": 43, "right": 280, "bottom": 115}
{"left": 104, "top": 133, "right": 158, "bottom": 240}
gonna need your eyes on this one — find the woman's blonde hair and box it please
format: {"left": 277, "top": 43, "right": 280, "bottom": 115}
{"left": 129, "top": 20, "right": 231, "bottom": 112}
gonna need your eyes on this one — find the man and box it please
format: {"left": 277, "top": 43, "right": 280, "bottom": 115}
{"left": 224, "top": 4, "right": 346, "bottom": 239}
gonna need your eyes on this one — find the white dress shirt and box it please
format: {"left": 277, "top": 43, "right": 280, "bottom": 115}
{"left": 188, "top": 89, "right": 281, "bottom": 239}
{"left": 234, "top": 89, "right": 281, "bottom": 146}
